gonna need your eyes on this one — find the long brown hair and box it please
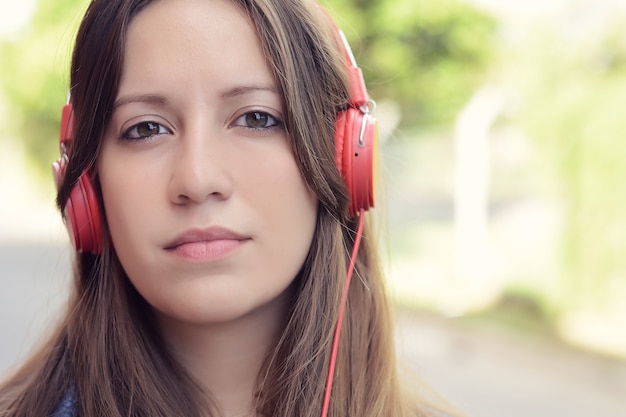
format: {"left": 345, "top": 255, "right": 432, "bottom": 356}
{"left": 0, "top": 1, "right": 429, "bottom": 416}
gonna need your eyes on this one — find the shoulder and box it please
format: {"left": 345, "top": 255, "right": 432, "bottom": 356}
{"left": 49, "top": 386, "right": 77, "bottom": 417}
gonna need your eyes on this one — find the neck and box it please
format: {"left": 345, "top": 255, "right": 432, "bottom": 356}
{"left": 156, "top": 291, "right": 290, "bottom": 417}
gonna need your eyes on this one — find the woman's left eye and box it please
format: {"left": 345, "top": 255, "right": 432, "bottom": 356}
{"left": 232, "top": 111, "right": 282, "bottom": 131}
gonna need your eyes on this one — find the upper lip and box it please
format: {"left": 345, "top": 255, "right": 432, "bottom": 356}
{"left": 164, "top": 226, "right": 249, "bottom": 249}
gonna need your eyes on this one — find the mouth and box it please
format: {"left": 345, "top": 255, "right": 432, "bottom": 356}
{"left": 164, "top": 226, "right": 250, "bottom": 262}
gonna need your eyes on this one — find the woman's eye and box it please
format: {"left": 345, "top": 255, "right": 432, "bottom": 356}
{"left": 121, "top": 121, "right": 171, "bottom": 140}
{"left": 233, "top": 111, "right": 282, "bottom": 130}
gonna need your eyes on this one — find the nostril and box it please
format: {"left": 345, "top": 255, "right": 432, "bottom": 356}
{"left": 176, "top": 194, "right": 191, "bottom": 203}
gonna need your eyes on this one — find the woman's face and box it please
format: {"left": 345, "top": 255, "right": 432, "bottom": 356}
{"left": 98, "top": 0, "right": 318, "bottom": 326}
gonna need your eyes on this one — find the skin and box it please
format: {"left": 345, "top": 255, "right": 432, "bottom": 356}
{"left": 97, "top": 0, "right": 318, "bottom": 414}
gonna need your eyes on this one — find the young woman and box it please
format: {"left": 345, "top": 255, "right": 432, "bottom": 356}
{"left": 0, "top": 0, "right": 450, "bottom": 416}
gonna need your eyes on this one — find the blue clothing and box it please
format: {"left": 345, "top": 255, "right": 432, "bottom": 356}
{"left": 49, "top": 387, "right": 77, "bottom": 417}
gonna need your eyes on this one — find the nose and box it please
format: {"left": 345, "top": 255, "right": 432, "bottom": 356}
{"left": 167, "top": 123, "right": 233, "bottom": 205}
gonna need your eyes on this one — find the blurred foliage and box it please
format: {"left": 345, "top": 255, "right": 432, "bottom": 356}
{"left": 325, "top": 0, "right": 496, "bottom": 128}
{"left": 0, "top": 0, "right": 496, "bottom": 178}
{"left": 0, "top": 0, "right": 87, "bottom": 179}
{"left": 511, "top": 12, "right": 626, "bottom": 312}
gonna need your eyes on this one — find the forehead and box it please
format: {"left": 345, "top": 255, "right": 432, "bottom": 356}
{"left": 120, "top": 0, "right": 275, "bottom": 95}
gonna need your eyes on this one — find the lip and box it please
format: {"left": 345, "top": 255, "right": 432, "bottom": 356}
{"left": 164, "top": 226, "right": 250, "bottom": 262}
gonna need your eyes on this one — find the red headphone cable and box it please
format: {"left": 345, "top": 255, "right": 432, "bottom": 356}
{"left": 320, "top": 209, "right": 365, "bottom": 417}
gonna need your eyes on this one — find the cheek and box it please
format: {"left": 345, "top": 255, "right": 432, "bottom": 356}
{"left": 100, "top": 169, "right": 136, "bottom": 233}
{"left": 255, "top": 159, "right": 318, "bottom": 264}
{"left": 99, "top": 169, "right": 163, "bottom": 305}
{"left": 238, "top": 138, "right": 318, "bottom": 232}
{"left": 97, "top": 151, "right": 157, "bottom": 259}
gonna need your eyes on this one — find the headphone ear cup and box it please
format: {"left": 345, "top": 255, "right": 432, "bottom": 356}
{"left": 64, "top": 171, "right": 102, "bottom": 254}
{"left": 335, "top": 108, "right": 377, "bottom": 217}
{"left": 55, "top": 103, "right": 102, "bottom": 253}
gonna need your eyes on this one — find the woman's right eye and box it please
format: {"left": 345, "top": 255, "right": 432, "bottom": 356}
{"left": 120, "top": 121, "right": 172, "bottom": 140}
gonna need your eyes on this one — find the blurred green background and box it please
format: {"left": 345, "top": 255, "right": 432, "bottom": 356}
{"left": 1, "top": 0, "right": 625, "bottom": 361}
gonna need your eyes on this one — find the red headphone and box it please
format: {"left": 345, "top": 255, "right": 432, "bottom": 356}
{"left": 53, "top": 17, "right": 377, "bottom": 254}
{"left": 333, "top": 29, "right": 378, "bottom": 219}
{"left": 53, "top": 103, "right": 102, "bottom": 253}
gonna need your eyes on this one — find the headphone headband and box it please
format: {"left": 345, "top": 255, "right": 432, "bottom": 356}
{"left": 336, "top": 30, "right": 369, "bottom": 107}
{"left": 59, "top": 98, "right": 74, "bottom": 154}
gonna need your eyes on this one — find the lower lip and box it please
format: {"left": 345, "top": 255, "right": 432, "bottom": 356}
{"left": 166, "top": 239, "right": 247, "bottom": 262}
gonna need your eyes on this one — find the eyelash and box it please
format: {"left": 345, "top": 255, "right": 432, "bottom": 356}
{"left": 119, "top": 110, "right": 283, "bottom": 141}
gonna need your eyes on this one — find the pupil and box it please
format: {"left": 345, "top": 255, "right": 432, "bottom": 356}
{"left": 246, "top": 112, "right": 267, "bottom": 128}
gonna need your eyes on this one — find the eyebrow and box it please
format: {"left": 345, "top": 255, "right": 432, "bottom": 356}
{"left": 112, "top": 84, "right": 279, "bottom": 110}
{"left": 112, "top": 94, "right": 168, "bottom": 110}
{"left": 220, "top": 84, "right": 279, "bottom": 99}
